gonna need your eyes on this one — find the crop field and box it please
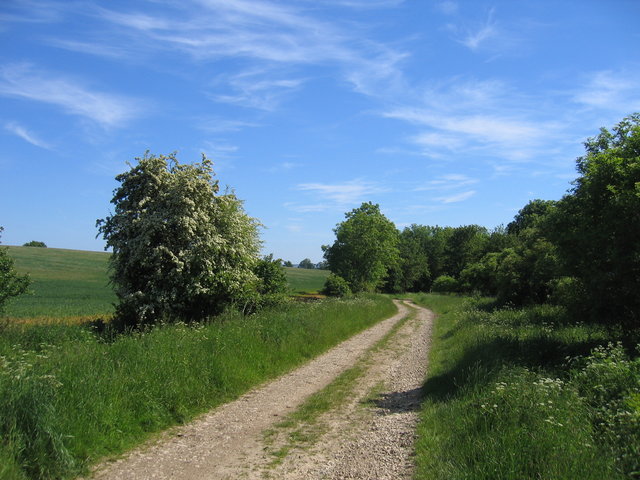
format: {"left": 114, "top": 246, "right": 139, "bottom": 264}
{"left": 5, "top": 246, "right": 116, "bottom": 321}
{"left": 283, "top": 267, "right": 330, "bottom": 294}
{"left": 4, "top": 247, "right": 330, "bottom": 321}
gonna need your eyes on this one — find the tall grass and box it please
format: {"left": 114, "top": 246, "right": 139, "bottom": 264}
{"left": 409, "top": 293, "right": 639, "bottom": 479}
{"left": 0, "top": 295, "right": 396, "bottom": 480}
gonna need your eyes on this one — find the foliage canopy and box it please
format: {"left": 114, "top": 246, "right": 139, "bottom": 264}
{"left": 323, "top": 202, "right": 399, "bottom": 293}
{"left": 548, "top": 113, "right": 640, "bottom": 326}
{"left": 97, "top": 152, "right": 261, "bottom": 325}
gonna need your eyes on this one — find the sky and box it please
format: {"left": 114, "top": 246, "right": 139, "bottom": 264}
{"left": 1, "top": 0, "right": 639, "bottom": 263}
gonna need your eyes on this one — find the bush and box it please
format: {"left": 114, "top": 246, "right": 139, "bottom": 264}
{"left": 322, "top": 274, "right": 351, "bottom": 297}
{"left": 96, "top": 152, "right": 261, "bottom": 326}
{"left": 431, "top": 275, "right": 459, "bottom": 293}
{"left": 22, "top": 241, "right": 47, "bottom": 248}
{"left": 1, "top": 227, "right": 30, "bottom": 315}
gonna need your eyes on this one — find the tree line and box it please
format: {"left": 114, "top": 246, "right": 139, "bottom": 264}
{"left": 322, "top": 114, "right": 640, "bottom": 330}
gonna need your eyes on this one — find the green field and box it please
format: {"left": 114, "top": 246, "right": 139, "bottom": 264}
{"left": 5, "top": 246, "right": 116, "bottom": 320}
{"left": 4, "top": 247, "right": 330, "bottom": 320}
{"left": 283, "top": 266, "right": 330, "bottom": 294}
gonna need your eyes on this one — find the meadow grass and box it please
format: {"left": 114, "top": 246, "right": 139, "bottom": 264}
{"left": 4, "top": 247, "right": 330, "bottom": 322}
{"left": 0, "top": 294, "right": 396, "bottom": 480}
{"left": 5, "top": 246, "right": 115, "bottom": 320}
{"left": 283, "top": 267, "right": 330, "bottom": 294}
{"left": 408, "top": 293, "right": 639, "bottom": 479}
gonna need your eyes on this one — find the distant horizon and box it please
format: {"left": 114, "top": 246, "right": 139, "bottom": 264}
{"left": 2, "top": 0, "right": 638, "bottom": 262}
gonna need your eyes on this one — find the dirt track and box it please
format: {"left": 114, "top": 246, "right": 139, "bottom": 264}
{"left": 90, "top": 300, "right": 433, "bottom": 480}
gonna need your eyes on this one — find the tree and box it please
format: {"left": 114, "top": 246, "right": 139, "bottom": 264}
{"left": 385, "top": 225, "right": 431, "bottom": 293}
{"left": 283, "top": 260, "right": 293, "bottom": 267}
{"left": 23, "top": 241, "right": 47, "bottom": 248}
{"left": 443, "top": 225, "right": 489, "bottom": 278}
{"left": 547, "top": 114, "right": 640, "bottom": 326}
{"left": 507, "top": 200, "right": 557, "bottom": 236}
{"left": 0, "top": 227, "right": 30, "bottom": 315}
{"left": 322, "top": 202, "right": 399, "bottom": 293}
{"left": 97, "top": 152, "right": 261, "bottom": 326}
{"left": 254, "top": 254, "right": 289, "bottom": 295}
{"left": 298, "top": 258, "right": 315, "bottom": 269}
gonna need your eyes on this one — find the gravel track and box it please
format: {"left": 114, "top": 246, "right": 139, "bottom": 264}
{"left": 89, "top": 300, "right": 433, "bottom": 480}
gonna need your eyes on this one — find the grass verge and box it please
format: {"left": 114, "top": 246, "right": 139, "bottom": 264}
{"left": 0, "top": 295, "right": 396, "bottom": 480}
{"left": 408, "top": 293, "right": 640, "bottom": 480}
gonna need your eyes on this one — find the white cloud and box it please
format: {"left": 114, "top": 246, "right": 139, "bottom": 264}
{"left": 283, "top": 202, "right": 330, "bottom": 213}
{"left": 435, "top": 190, "right": 476, "bottom": 203}
{"left": 436, "top": 1, "right": 458, "bottom": 15}
{"left": 47, "top": 38, "right": 128, "bottom": 59}
{"left": 196, "top": 118, "right": 261, "bottom": 133}
{"left": 0, "top": 63, "right": 143, "bottom": 128}
{"left": 201, "top": 141, "right": 239, "bottom": 159}
{"left": 4, "top": 122, "right": 51, "bottom": 149}
{"left": 84, "top": 1, "right": 407, "bottom": 107}
{"left": 446, "top": 8, "right": 500, "bottom": 52}
{"left": 415, "top": 174, "right": 478, "bottom": 191}
{"left": 382, "top": 78, "right": 560, "bottom": 162}
{"left": 211, "top": 69, "right": 306, "bottom": 110}
{"left": 297, "top": 179, "right": 387, "bottom": 205}
{"left": 572, "top": 70, "right": 640, "bottom": 112}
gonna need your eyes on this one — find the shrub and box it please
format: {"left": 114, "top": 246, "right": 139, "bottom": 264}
{"left": 431, "top": 275, "right": 459, "bottom": 293}
{"left": 1, "top": 227, "right": 30, "bottom": 315}
{"left": 322, "top": 274, "right": 351, "bottom": 297}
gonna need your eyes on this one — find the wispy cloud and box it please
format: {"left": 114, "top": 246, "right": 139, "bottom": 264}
{"left": 297, "top": 179, "right": 387, "bottom": 205}
{"left": 0, "top": 0, "right": 67, "bottom": 25}
{"left": 47, "top": 38, "right": 129, "bottom": 59}
{"left": 415, "top": 174, "right": 478, "bottom": 191}
{"left": 211, "top": 69, "right": 306, "bottom": 110}
{"left": 435, "top": 190, "right": 476, "bottom": 203}
{"left": 572, "top": 70, "right": 640, "bottom": 112}
{"left": 383, "top": 78, "right": 558, "bottom": 162}
{"left": 196, "top": 118, "right": 261, "bottom": 133}
{"left": 0, "top": 63, "right": 143, "bottom": 128}
{"left": 201, "top": 140, "right": 239, "bottom": 159}
{"left": 4, "top": 122, "right": 51, "bottom": 149}
{"left": 306, "top": 0, "right": 405, "bottom": 8}
{"left": 266, "top": 161, "right": 301, "bottom": 173}
{"left": 72, "top": 1, "right": 407, "bottom": 107}
{"left": 446, "top": 8, "right": 498, "bottom": 51}
{"left": 436, "top": 1, "right": 458, "bottom": 15}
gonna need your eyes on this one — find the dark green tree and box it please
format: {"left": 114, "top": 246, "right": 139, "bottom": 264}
{"left": 443, "top": 225, "right": 489, "bottom": 278}
{"left": 507, "top": 199, "right": 557, "bottom": 236}
{"left": 254, "top": 254, "right": 289, "bottom": 295}
{"left": 22, "top": 241, "right": 47, "bottom": 248}
{"left": 547, "top": 113, "right": 640, "bottom": 326}
{"left": 0, "top": 227, "right": 30, "bottom": 315}
{"left": 385, "top": 225, "right": 432, "bottom": 293}
{"left": 323, "top": 202, "right": 400, "bottom": 293}
{"left": 298, "top": 258, "right": 315, "bottom": 269}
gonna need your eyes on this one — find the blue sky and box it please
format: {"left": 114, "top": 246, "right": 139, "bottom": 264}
{"left": 1, "top": 0, "right": 639, "bottom": 263}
